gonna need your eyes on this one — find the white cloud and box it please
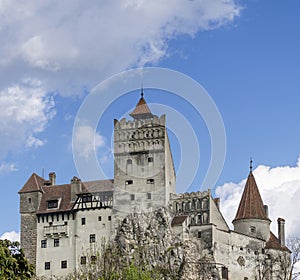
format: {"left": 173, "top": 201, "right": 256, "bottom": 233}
{"left": 0, "top": 1, "right": 241, "bottom": 159}
{"left": 0, "top": 162, "right": 18, "bottom": 174}
{"left": 26, "top": 135, "right": 45, "bottom": 148}
{"left": 216, "top": 155, "right": 300, "bottom": 238}
{"left": 0, "top": 79, "right": 55, "bottom": 159}
{"left": 0, "top": 231, "right": 20, "bottom": 242}
{"left": 0, "top": 0, "right": 241, "bottom": 96}
{"left": 73, "top": 125, "right": 106, "bottom": 159}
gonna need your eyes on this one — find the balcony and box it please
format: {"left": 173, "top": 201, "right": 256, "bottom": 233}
{"left": 44, "top": 224, "right": 68, "bottom": 237}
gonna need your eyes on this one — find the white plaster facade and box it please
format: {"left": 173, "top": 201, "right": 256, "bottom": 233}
{"left": 19, "top": 95, "right": 291, "bottom": 279}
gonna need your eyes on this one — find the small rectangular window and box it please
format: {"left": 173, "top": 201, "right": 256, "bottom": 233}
{"left": 108, "top": 216, "right": 111, "bottom": 221}
{"left": 147, "top": 179, "right": 155, "bottom": 184}
{"left": 61, "top": 260, "right": 67, "bottom": 269}
{"left": 90, "top": 234, "right": 96, "bottom": 243}
{"left": 45, "top": 262, "right": 50, "bottom": 270}
{"left": 81, "top": 256, "right": 86, "bottom": 265}
{"left": 54, "top": 238, "right": 59, "bottom": 247}
{"left": 197, "top": 231, "right": 202, "bottom": 238}
{"left": 28, "top": 198, "right": 32, "bottom": 203}
{"left": 41, "top": 240, "right": 47, "bottom": 248}
{"left": 126, "top": 180, "right": 133, "bottom": 185}
{"left": 147, "top": 193, "right": 152, "bottom": 199}
{"left": 47, "top": 200, "right": 58, "bottom": 209}
{"left": 148, "top": 157, "right": 154, "bottom": 163}
{"left": 130, "top": 194, "right": 135, "bottom": 201}
{"left": 81, "top": 217, "right": 86, "bottom": 225}
{"left": 98, "top": 216, "right": 102, "bottom": 221}
{"left": 82, "top": 195, "right": 92, "bottom": 203}
{"left": 222, "top": 267, "right": 228, "bottom": 279}
{"left": 91, "top": 255, "right": 97, "bottom": 264}
{"left": 250, "top": 226, "right": 256, "bottom": 233}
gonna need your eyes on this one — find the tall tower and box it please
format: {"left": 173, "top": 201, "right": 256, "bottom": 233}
{"left": 232, "top": 161, "right": 271, "bottom": 241}
{"left": 113, "top": 93, "right": 176, "bottom": 219}
{"left": 18, "top": 173, "right": 45, "bottom": 264}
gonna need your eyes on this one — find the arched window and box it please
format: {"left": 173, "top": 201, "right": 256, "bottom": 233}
{"left": 185, "top": 202, "right": 190, "bottom": 211}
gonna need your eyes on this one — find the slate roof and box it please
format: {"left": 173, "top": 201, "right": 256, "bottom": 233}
{"left": 265, "top": 232, "right": 291, "bottom": 252}
{"left": 130, "top": 94, "right": 153, "bottom": 119}
{"left": 233, "top": 171, "right": 270, "bottom": 222}
{"left": 18, "top": 173, "right": 45, "bottom": 193}
{"left": 171, "top": 215, "right": 188, "bottom": 226}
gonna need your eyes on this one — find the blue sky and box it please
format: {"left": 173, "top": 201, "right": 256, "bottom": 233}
{"left": 0, "top": 0, "right": 300, "bottom": 240}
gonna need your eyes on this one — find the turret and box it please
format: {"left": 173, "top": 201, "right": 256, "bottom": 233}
{"left": 18, "top": 173, "right": 45, "bottom": 264}
{"left": 232, "top": 160, "right": 271, "bottom": 241}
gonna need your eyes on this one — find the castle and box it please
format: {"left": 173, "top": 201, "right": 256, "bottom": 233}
{"left": 19, "top": 94, "right": 291, "bottom": 279}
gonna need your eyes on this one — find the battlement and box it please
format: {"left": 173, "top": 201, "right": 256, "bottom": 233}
{"left": 114, "top": 114, "right": 166, "bottom": 130}
{"left": 170, "top": 189, "right": 211, "bottom": 201}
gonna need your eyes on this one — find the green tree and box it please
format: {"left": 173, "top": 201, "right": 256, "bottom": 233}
{"left": 0, "top": 239, "right": 34, "bottom": 280}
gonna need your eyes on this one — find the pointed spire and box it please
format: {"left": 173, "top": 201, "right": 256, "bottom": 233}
{"left": 130, "top": 90, "right": 153, "bottom": 119}
{"left": 233, "top": 163, "right": 270, "bottom": 222}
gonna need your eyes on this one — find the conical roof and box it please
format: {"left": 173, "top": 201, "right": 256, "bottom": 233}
{"left": 233, "top": 171, "right": 270, "bottom": 222}
{"left": 130, "top": 93, "right": 153, "bottom": 119}
{"left": 18, "top": 173, "right": 45, "bottom": 193}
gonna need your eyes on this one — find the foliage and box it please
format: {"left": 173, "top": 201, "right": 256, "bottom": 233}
{"left": 287, "top": 236, "right": 300, "bottom": 280}
{"left": 0, "top": 239, "right": 34, "bottom": 280}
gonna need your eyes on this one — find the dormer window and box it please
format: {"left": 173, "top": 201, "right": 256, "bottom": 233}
{"left": 47, "top": 200, "right": 58, "bottom": 209}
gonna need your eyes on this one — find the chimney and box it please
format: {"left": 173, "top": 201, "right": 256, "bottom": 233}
{"left": 277, "top": 217, "right": 285, "bottom": 246}
{"left": 49, "top": 172, "right": 56, "bottom": 185}
{"left": 71, "top": 176, "right": 82, "bottom": 201}
{"left": 214, "top": 197, "right": 220, "bottom": 210}
{"left": 264, "top": 205, "right": 269, "bottom": 218}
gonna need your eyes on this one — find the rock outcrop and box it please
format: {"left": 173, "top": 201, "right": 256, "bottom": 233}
{"left": 115, "top": 207, "right": 217, "bottom": 280}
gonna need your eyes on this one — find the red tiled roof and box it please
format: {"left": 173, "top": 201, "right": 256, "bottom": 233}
{"left": 171, "top": 215, "right": 188, "bottom": 226}
{"left": 265, "top": 232, "right": 291, "bottom": 252}
{"left": 130, "top": 95, "right": 153, "bottom": 119}
{"left": 233, "top": 172, "right": 270, "bottom": 222}
{"left": 80, "top": 179, "right": 114, "bottom": 194}
{"left": 37, "top": 184, "right": 73, "bottom": 214}
{"left": 18, "top": 173, "right": 45, "bottom": 193}
{"left": 36, "top": 179, "right": 114, "bottom": 214}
